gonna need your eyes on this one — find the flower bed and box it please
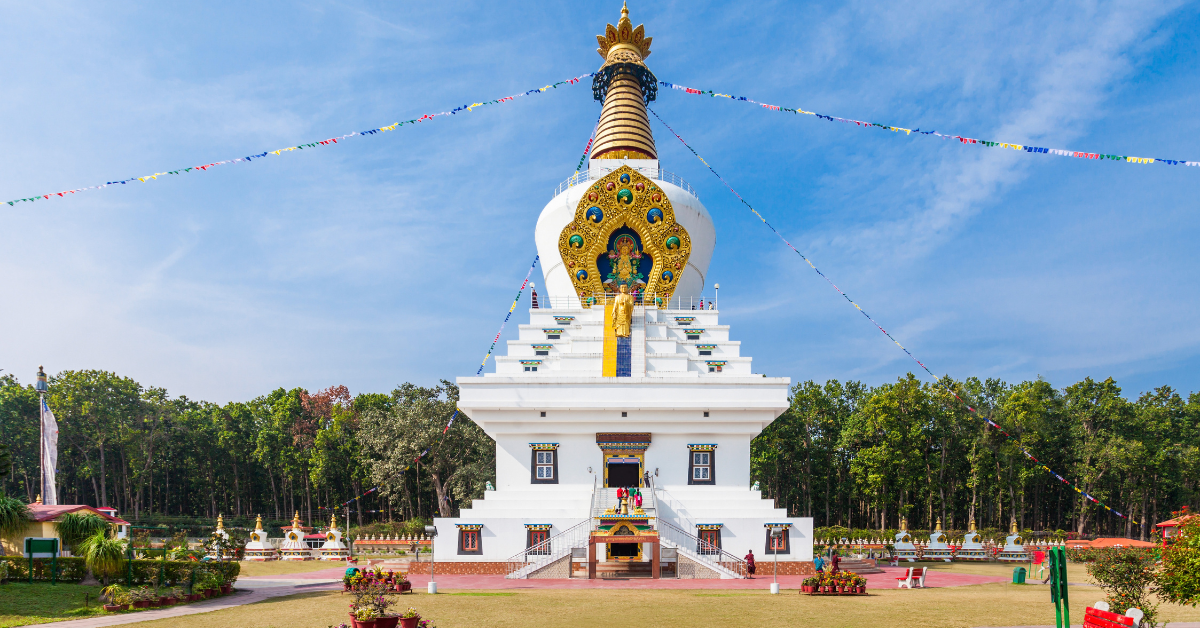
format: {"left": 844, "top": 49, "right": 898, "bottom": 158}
{"left": 800, "top": 572, "right": 868, "bottom": 595}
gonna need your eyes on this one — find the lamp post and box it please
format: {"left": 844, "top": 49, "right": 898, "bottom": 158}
{"left": 425, "top": 525, "right": 438, "bottom": 594}
{"left": 769, "top": 527, "right": 782, "bottom": 594}
{"left": 35, "top": 366, "right": 48, "bottom": 503}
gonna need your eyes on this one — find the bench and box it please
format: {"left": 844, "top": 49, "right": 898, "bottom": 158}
{"left": 1085, "top": 602, "right": 1142, "bottom": 628}
{"left": 895, "top": 567, "right": 927, "bottom": 589}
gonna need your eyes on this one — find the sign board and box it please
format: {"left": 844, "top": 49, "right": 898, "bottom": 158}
{"left": 24, "top": 537, "right": 59, "bottom": 558}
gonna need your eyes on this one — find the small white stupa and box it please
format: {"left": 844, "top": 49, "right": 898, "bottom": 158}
{"left": 206, "top": 514, "right": 234, "bottom": 560}
{"left": 279, "top": 511, "right": 313, "bottom": 561}
{"left": 243, "top": 515, "right": 277, "bottom": 561}
{"left": 923, "top": 518, "right": 953, "bottom": 562}
{"left": 319, "top": 513, "right": 350, "bottom": 560}
{"left": 996, "top": 520, "right": 1029, "bottom": 562}
{"left": 955, "top": 518, "right": 989, "bottom": 561}
{"left": 893, "top": 517, "right": 918, "bottom": 562}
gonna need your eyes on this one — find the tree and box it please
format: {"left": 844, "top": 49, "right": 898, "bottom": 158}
{"left": 1157, "top": 509, "right": 1200, "bottom": 607}
{"left": 359, "top": 381, "right": 493, "bottom": 518}
{"left": 50, "top": 370, "right": 143, "bottom": 508}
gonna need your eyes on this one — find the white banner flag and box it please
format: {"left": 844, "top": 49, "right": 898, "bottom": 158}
{"left": 41, "top": 397, "right": 58, "bottom": 505}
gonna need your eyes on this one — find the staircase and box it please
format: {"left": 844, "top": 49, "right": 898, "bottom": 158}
{"left": 592, "top": 487, "right": 656, "bottom": 519}
{"left": 504, "top": 518, "right": 592, "bottom": 579}
{"left": 657, "top": 518, "right": 748, "bottom": 579}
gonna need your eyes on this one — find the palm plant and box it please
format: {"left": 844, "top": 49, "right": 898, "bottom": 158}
{"left": 56, "top": 512, "right": 109, "bottom": 553}
{"left": 77, "top": 528, "right": 126, "bottom": 584}
{"left": 0, "top": 495, "right": 31, "bottom": 554}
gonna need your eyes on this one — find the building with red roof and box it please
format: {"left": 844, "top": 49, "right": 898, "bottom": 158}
{"left": 1, "top": 498, "right": 131, "bottom": 556}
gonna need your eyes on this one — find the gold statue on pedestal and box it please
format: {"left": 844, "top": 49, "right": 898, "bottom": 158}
{"left": 612, "top": 284, "right": 634, "bottom": 337}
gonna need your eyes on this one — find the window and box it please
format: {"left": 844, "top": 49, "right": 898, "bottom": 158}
{"left": 699, "top": 350, "right": 711, "bottom": 356}
{"left": 698, "top": 528, "right": 721, "bottom": 554}
{"left": 527, "top": 529, "right": 550, "bottom": 555}
{"left": 536, "top": 350, "right": 549, "bottom": 356}
{"left": 688, "top": 447, "right": 715, "bottom": 485}
{"left": 621, "top": 412, "right": 627, "bottom": 417}
{"left": 703, "top": 411, "right": 709, "bottom": 417}
{"left": 687, "top": 334, "right": 700, "bottom": 340}
{"left": 547, "top": 334, "right": 560, "bottom": 339}
{"left": 530, "top": 446, "right": 559, "bottom": 484}
{"left": 708, "top": 364, "right": 722, "bottom": 373}
{"left": 536, "top": 451, "right": 555, "bottom": 479}
{"left": 540, "top": 411, "right": 546, "bottom": 417}
{"left": 524, "top": 366, "right": 538, "bottom": 372}
{"left": 458, "top": 528, "right": 482, "bottom": 555}
{"left": 765, "top": 528, "right": 790, "bottom": 554}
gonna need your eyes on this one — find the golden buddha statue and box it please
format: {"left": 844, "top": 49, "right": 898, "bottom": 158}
{"left": 612, "top": 284, "right": 634, "bottom": 337}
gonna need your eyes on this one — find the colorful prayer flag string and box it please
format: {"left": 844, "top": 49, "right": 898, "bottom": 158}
{"left": 648, "top": 106, "right": 1134, "bottom": 523}
{"left": 4, "top": 75, "right": 595, "bottom": 207}
{"left": 658, "top": 81, "right": 1198, "bottom": 170}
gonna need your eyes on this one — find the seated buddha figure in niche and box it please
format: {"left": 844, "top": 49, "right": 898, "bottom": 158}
{"left": 604, "top": 232, "right": 648, "bottom": 294}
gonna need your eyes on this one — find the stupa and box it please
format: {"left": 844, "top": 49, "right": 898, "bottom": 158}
{"left": 923, "top": 518, "right": 953, "bottom": 562}
{"left": 206, "top": 514, "right": 234, "bottom": 560}
{"left": 892, "top": 517, "right": 919, "bottom": 562}
{"left": 955, "top": 518, "right": 989, "bottom": 561}
{"left": 279, "top": 511, "right": 313, "bottom": 561}
{"left": 433, "top": 4, "right": 812, "bottom": 578}
{"left": 319, "top": 513, "right": 350, "bottom": 560}
{"left": 243, "top": 515, "right": 277, "bottom": 561}
{"left": 996, "top": 521, "right": 1029, "bottom": 562}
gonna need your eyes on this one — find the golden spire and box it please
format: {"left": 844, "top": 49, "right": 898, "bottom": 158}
{"left": 969, "top": 518, "right": 977, "bottom": 532}
{"left": 216, "top": 514, "right": 225, "bottom": 531}
{"left": 1010, "top": 520, "right": 1019, "bottom": 534}
{"left": 292, "top": 511, "right": 301, "bottom": 529}
{"left": 254, "top": 515, "right": 263, "bottom": 531}
{"left": 590, "top": 3, "right": 658, "bottom": 161}
{"left": 935, "top": 518, "right": 942, "bottom": 532}
{"left": 330, "top": 513, "right": 338, "bottom": 529}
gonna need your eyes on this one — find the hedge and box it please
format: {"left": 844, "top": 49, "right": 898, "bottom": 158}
{"left": 0, "top": 556, "right": 239, "bottom": 586}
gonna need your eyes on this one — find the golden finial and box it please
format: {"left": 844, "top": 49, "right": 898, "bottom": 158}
{"left": 899, "top": 516, "right": 908, "bottom": 530}
{"left": 596, "top": 3, "right": 652, "bottom": 63}
{"left": 1010, "top": 520, "right": 1019, "bottom": 534}
{"left": 35, "top": 494, "right": 42, "bottom": 504}
{"left": 330, "top": 513, "right": 338, "bottom": 529}
{"left": 621, "top": 1, "right": 628, "bottom": 19}
{"left": 969, "top": 518, "right": 977, "bottom": 532}
{"left": 254, "top": 514, "right": 263, "bottom": 531}
{"left": 292, "top": 510, "right": 301, "bottom": 528}
{"left": 935, "top": 518, "right": 942, "bottom": 531}
{"left": 216, "top": 514, "right": 225, "bottom": 531}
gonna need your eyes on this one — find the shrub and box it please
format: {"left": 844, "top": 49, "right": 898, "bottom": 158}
{"left": 56, "top": 513, "right": 110, "bottom": 553}
{"left": 1156, "top": 508, "right": 1200, "bottom": 607}
{"left": 77, "top": 529, "right": 127, "bottom": 582}
{"left": 1086, "top": 547, "right": 1159, "bottom": 627}
{"left": 0, "top": 495, "right": 30, "bottom": 537}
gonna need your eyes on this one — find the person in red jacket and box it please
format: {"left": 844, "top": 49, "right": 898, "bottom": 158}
{"left": 745, "top": 549, "right": 756, "bottom": 578}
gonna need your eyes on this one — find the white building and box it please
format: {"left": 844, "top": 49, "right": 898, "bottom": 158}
{"left": 433, "top": 5, "right": 812, "bottom": 578}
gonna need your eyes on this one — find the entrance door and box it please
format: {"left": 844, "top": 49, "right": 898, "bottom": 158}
{"left": 606, "top": 461, "right": 640, "bottom": 487}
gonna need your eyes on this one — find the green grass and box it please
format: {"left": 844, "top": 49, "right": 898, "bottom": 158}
{"left": 236, "top": 561, "right": 346, "bottom": 577}
{"left": 125, "top": 583, "right": 1200, "bottom": 628}
{"left": 0, "top": 582, "right": 107, "bottom": 627}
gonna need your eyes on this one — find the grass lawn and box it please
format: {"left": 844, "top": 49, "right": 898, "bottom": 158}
{"left": 236, "top": 561, "right": 347, "bottom": 577}
{"left": 0, "top": 582, "right": 107, "bottom": 627}
{"left": 131, "top": 582, "right": 1200, "bottom": 628}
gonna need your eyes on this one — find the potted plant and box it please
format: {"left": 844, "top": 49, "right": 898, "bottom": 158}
{"left": 399, "top": 607, "right": 421, "bottom": 628}
{"left": 101, "top": 584, "right": 129, "bottom": 611}
{"left": 353, "top": 605, "right": 381, "bottom": 628}
{"left": 396, "top": 572, "right": 411, "bottom": 594}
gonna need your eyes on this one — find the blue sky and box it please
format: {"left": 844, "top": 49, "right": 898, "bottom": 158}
{"left": 2, "top": 0, "right": 1198, "bottom": 403}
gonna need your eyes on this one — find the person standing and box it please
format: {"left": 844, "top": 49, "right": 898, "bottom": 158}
{"left": 831, "top": 549, "right": 841, "bottom": 573}
{"left": 813, "top": 554, "right": 825, "bottom": 573}
{"left": 745, "top": 549, "right": 756, "bottom": 578}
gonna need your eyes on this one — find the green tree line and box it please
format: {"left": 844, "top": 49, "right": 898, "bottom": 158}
{"left": 752, "top": 374, "right": 1200, "bottom": 539}
{"left": 3, "top": 368, "right": 1197, "bottom": 538}
{"left": 0, "top": 371, "right": 492, "bottom": 528}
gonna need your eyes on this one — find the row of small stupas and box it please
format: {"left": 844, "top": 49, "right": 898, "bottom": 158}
{"left": 215, "top": 512, "right": 350, "bottom": 561}
{"left": 814, "top": 518, "right": 1040, "bottom": 562}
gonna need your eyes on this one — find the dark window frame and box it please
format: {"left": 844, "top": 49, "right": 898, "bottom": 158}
{"left": 530, "top": 448, "right": 559, "bottom": 484}
{"left": 688, "top": 448, "right": 715, "bottom": 485}
{"left": 527, "top": 528, "right": 550, "bottom": 554}
{"left": 764, "top": 528, "right": 790, "bottom": 555}
{"left": 697, "top": 528, "right": 722, "bottom": 554}
{"left": 458, "top": 528, "right": 483, "bottom": 555}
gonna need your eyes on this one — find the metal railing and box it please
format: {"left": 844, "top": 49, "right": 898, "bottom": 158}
{"left": 657, "top": 518, "right": 748, "bottom": 579}
{"left": 504, "top": 476, "right": 597, "bottom": 579}
{"left": 553, "top": 168, "right": 698, "bottom": 199}
{"left": 530, "top": 293, "right": 717, "bottom": 311}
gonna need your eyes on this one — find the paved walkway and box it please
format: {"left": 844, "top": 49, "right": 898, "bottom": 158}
{"left": 39, "top": 582, "right": 340, "bottom": 628}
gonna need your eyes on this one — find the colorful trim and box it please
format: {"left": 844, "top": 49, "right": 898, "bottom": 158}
{"left": 553, "top": 316, "right": 575, "bottom": 324}
{"left": 455, "top": 523, "right": 483, "bottom": 530}
{"left": 606, "top": 456, "right": 642, "bottom": 463}
{"left": 688, "top": 444, "right": 718, "bottom": 451}
{"left": 530, "top": 344, "right": 554, "bottom": 351}
{"left": 764, "top": 523, "right": 792, "bottom": 529}
{"left": 529, "top": 443, "right": 560, "bottom": 450}
{"left": 683, "top": 328, "right": 705, "bottom": 334}
{"left": 523, "top": 523, "right": 553, "bottom": 530}
{"left": 696, "top": 523, "right": 724, "bottom": 530}
{"left": 673, "top": 317, "right": 695, "bottom": 325}
{"left": 704, "top": 361, "right": 727, "bottom": 367}
{"left": 695, "top": 345, "right": 717, "bottom": 350}
{"left": 598, "top": 442, "right": 651, "bottom": 451}
{"left": 541, "top": 328, "right": 564, "bottom": 334}
{"left": 520, "top": 360, "right": 543, "bottom": 366}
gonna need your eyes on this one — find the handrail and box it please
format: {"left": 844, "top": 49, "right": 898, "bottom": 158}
{"left": 657, "top": 518, "right": 748, "bottom": 578}
{"left": 503, "top": 518, "right": 592, "bottom": 578}
{"left": 553, "top": 168, "right": 699, "bottom": 199}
